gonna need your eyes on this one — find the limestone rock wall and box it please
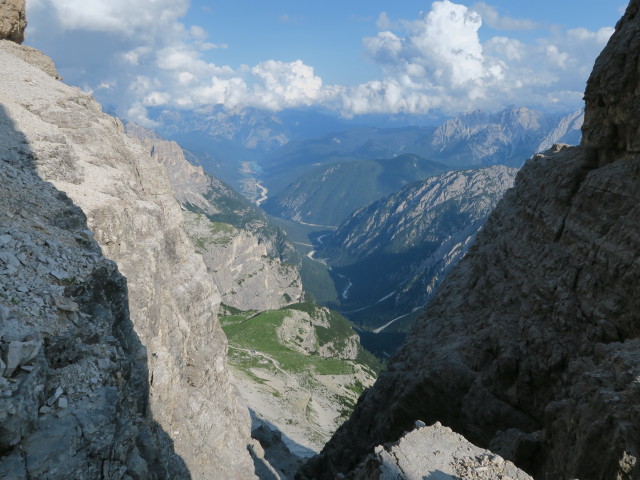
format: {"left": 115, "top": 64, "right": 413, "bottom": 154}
{"left": 582, "top": 0, "right": 640, "bottom": 158}
{"left": 0, "top": 71, "right": 187, "bottom": 480}
{"left": 0, "top": 43, "right": 256, "bottom": 479}
{"left": 0, "top": 0, "right": 26, "bottom": 44}
{"left": 127, "top": 123, "right": 304, "bottom": 311}
{"left": 183, "top": 211, "right": 303, "bottom": 311}
{"left": 300, "top": 3, "right": 640, "bottom": 479}
{"left": 350, "top": 422, "right": 532, "bottom": 480}
{"left": 125, "top": 123, "right": 216, "bottom": 215}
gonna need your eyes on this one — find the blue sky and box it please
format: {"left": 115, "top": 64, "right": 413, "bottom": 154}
{"left": 25, "top": 1, "right": 626, "bottom": 126}
{"left": 184, "top": 1, "right": 623, "bottom": 83}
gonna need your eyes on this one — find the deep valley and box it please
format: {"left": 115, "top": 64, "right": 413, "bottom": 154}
{"left": 1, "top": 1, "right": 638, "bottom": 479}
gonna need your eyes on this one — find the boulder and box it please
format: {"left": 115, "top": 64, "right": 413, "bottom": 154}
{"left": 0, "top": 0, "right": 26, "bottom": 44}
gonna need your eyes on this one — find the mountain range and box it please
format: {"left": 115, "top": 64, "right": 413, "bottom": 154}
{"left": 263, "top": 154, "right": 447, "bottom": 226}
{"left": 300, "top": 3, "right": 640, "bottom": 477}
{"left": 261, "top": 106, "right": 581, "bottom": 227}
{"left": 147, "top": 102, "right": 582, "bottom": 203}
{"left": 2, "top": 1, "right": 638, "bottom": 478}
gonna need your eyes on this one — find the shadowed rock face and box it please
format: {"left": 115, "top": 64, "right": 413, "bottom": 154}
{"left": 0, "top": 0, "right": 26, "bottom": 44}
{"left": 583, "top": 0, "right": 640, "bottom": 158}
{"left": 0, "top": 98, "right": 189, "bottom": 479}
{"left": 299, "top": 2, "right": 640, "bottom": 480}
{"left": 0, "top": 41, "right": 257, "bottom": 479}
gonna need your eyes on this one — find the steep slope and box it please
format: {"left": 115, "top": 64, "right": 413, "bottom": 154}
{"left": 184, "top": 212, "right": 303, "bottom": 311}
{"left": 263, "top": 154, "right": 446, "bottom": 226}
{"left": 0, "top": 41, "right": 256, "bottom": 478}
{"left": 300, "top": 3, "right": 640, "bottom": 479}
{"left": 221, "top": 303, "right": 380, "bottom": 454}
{"left": 318, "top": 166, "right": 517, "bottom": 336}
{"left": 127, "top": 124, "right": 304, "bottom": 311}
{"left": 0, "top": 103, "right": 188, "bottom": 478}
{"left": 126, "top": 122, "right": 295, "bottom": 262}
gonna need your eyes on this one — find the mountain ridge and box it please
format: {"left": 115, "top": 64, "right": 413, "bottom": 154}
{"left": 318, "top": 165, "right": 517, "bottom": 337}
{"left": 0, "top": 35, "right": 257, "bottom": 479}
{"left": 298, "top": 2, "right": 640, "bottom": 477}
{"left": 263, "top": 154, "right": 447, "bottom": 226}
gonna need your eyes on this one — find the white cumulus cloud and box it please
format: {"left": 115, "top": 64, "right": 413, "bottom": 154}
{"left": 26, "top": 0, "right": 337, "bottom": 126}
{"left": 37, "top": 0, "right": 189, "bottom": 38}
{"left": 26, "top": 0, "right": 615, "bottom": 123}
{"left": 340, "top": 0, "right": 613, "bottom": 116}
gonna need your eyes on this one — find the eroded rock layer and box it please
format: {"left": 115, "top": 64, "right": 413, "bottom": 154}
{"left": 0, "top": 42, "right": 256, "bottom": 479}
{"left": 350, "top": 422, "right": 532, "bottom": 480}
{"left": 125, "top": 124, "right": 304, "bottom": 311}
{"left": 0, "top": 63, "right": 187, "bottom": 480}
{"left": 300, "top": 2, "right": 640, "bottom": 479}
{"left": 0, "top": 0, "right": 26, "bottom": 44}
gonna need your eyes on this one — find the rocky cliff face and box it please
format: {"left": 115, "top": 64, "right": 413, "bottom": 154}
{"left": 300, "top": 3, "right": 640, "bottom": 479}
{"left": 127, "top": 122, "right": 297, "bottom": 263}
{"left": 582, "top": 0, "right": 640, "bottom": 159}
{"left": 0, "top": 0, "right": 26, "bottom": 44}
{"left": 183, "top": 211, "right": 303, "bottom": 311}
{"left": 0, "top": 41, "right": 256, "bottom": 478}
{"left": 0, "top": 106, "right": 189, "bottom": 479}
{"left": 125, "top": 123, "right": 218, "bottom": 215}
{"left": 126, "top": 123, "right": 304, "bottom": 311}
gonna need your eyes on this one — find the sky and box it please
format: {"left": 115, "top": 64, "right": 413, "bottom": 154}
{"left": 25, "top": 1, "right": 626, "bottom": 127}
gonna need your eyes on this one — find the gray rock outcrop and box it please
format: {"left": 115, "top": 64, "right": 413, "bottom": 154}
{"left": 183, "top": 211, "right": 303, "bottom": 311}
{"left": 299, "top": 2, "right": 640, "bottom": 479}
{"left": 0, "top": 83, "right": 187, "bottom": 479}
{"left": 126, "top": 124, "right": 304, "bottom": 311}
{"left": 125, "top": 123, "right": 217, "bottom": 214}
{"left": 0, "top": 0, "right": 26, "bottom": 44}
{"left": 350, "top": 422, "right": 532, "bottom": 480}
{"left": 0, "top": 41, "right": 256, "bottom": 478}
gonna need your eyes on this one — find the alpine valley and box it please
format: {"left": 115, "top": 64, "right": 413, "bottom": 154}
{"left": 2, "top": 1, "right": 638, "bottom": 479}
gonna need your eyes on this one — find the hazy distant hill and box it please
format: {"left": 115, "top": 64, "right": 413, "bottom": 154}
{"left": 262, "top": 126, "right": 437, "bottom": 194}
{"left": 260, "top": 106, "right": 580, "bottom": 229}
{"left": 145, "top": 105, "right": 582, "bottom": 200}
{"left": 148, "top": 106, "right": 355, "bottom": 191}
{"left": 263, "top": 154, "right": 446, "bottom": 226}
